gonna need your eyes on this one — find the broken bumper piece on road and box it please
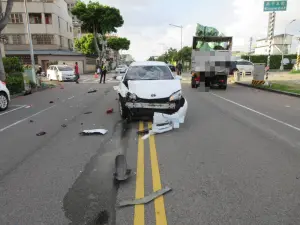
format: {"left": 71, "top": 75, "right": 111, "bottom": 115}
{"left": 141, "top": 98, "right": 188, "bottom": 139}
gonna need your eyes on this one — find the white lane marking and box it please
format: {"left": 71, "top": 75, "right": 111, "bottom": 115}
{"left": 68, "top": 96, "right": 75, "bottom": 100}
{"left": 0, "top": 105, "right": 26, "bottom": 116}
{"left": 211, "top": 93, "right": 300, "bottom": 132}
{"left": 0, "top": 105, "right": 56, "bottom": 132}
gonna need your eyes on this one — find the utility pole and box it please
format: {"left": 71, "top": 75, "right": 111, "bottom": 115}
{"left": 281, "top": 19, "right": 296, "bottom": 70}
{"left": 266, "top": 12, "right": 276, "bottom": 82}
{"left": 249, "top": 37, "right": 253, "bottom": 61}
{"left": 24, "top": 0, "right": 38, "bottom": 87}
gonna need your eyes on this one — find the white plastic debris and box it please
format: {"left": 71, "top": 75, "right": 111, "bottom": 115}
{"left": 80, "top": 129, "right": 108, "bottom": 135}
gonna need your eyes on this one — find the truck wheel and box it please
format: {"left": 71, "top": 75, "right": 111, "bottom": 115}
{"left": 118, "top": 96, "right": 128, "bottom": 119}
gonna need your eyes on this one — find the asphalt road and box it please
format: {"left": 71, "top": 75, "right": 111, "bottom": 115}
{"left": 1, "top": 76, "right": 300, "bottom": 225}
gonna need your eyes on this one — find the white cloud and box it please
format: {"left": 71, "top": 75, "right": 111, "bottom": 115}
{"left": 102, "top": 0, "right": 300, "bottom": 60}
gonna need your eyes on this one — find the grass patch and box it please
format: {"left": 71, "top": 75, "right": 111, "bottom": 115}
{"left": 264, "top": 82, "right": 300, "bottom": 94}
{"left": 289, "top": 70, "right": 300, "bottom": 74}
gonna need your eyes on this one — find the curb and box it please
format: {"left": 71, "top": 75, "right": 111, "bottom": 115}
{"left": 235, "top": 82, "right": 300, "bottom": 98}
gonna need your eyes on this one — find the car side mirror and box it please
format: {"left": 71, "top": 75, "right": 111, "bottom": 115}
{"left": 116, "top": 75, "right": 123, "bottom": 81}
{"left": 175, "top": 75, "right": 182, "bottom": 80}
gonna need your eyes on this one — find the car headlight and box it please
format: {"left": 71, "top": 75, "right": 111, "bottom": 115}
{"left": 169, "top": 90, "right": 182, "bottom": 101}
{"left": 127, "top": 92, "right": 137, "bottom": 100}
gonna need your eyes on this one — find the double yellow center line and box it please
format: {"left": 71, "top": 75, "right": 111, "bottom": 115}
{"left": 134, "top": 121, "right": 168, "bottom": 225}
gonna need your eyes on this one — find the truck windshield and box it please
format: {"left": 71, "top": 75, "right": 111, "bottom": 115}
{"left": 124, "top": 65, "right": 174, "bottom": 80}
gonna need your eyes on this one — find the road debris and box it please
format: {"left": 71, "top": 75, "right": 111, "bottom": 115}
{"left": 118, "top": 186, "right": 172, "bottom": 207}
{"left": 49, "top": 101, "right": 54, "bottom": 104}
{"left": 29, "top": 120, "right": 34, "bottom": 123}
{"left": 106, "top": 108, "right": 113, "bottom": 114}
{"left": 25, "top": 105, "right": 32, "bottom": 108}
{"left": 36, "top": 131, "right": 46, "bottom": 136}
{"left": 79, "top": 129, "right": 108, "bottom": 136}
{"left": 114, "top": 154, "right": 135, "bottom": 181}
{"left": 137, "top": 129, "right": 149, "bottom": 135}
{"left": 84, "top": 111, "right": 92, "bottom": 114}
{"left": 87, "top": 89, "right": 97, "bottom": 93}
{"left": 61, "top": 124, "right": 67, "bottom": 128}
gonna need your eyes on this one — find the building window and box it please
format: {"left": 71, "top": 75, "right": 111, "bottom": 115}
{"left": 11, "top": 34, "right": 22, "bottom": 44}
{"left": 68, "top": 39, "right": 72, "bottom": 49}
{"left": 9, "top": 13, "right": 23, "bottom": 24}
{"left": 29, "top": 13, "right": 42, "bottom": 24}
{"left": 45, "top": 13, "right": 52, "bottom": 24}
{"left": 32, "top": 34, "right": 54, "bottom": 44}
{"left": 58, "top": 17, "right": 60, "bottom": 28}
{"left": 70, "top": 26, "right": 72, "bottom": 32}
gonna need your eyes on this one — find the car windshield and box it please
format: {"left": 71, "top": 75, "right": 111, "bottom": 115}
{"left": 125, "top": 65, "right": 174, "bottom": 80}
{"left": 57, "top": 66, "right": 73, "bottom": 71}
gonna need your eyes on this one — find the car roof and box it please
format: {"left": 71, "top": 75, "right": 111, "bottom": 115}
{"left": 130, "top": 61, "right": 167, "bottom": 67}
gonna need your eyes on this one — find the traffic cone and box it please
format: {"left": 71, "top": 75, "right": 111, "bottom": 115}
{"left": 94, "top": 72, "right": 99, "bottom": 78}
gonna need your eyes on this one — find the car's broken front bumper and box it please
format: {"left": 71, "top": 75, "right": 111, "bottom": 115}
{"left": 125, "top": 102, "right": 176, "bottom": 109}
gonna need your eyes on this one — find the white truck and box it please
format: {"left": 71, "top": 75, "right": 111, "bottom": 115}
{"left": 191, "top": 36, "right": 233, "bottom": 90}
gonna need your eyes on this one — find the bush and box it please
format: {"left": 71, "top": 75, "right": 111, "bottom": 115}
{"left": 5, "top": 72, "right": 24, "bottom": 95}
{"left": 3, "top": 57, "right": 24, "bottom": 74}
{"left": 241, "top": 54, "right": 297, "bottom": 70}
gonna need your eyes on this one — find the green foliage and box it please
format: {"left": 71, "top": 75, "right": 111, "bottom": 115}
{"left": 74, "top": 33, "right": 97, "bottom": 54}
{"left": 241, "top": 54, "right": 297, "bottom": 70}
{"left": 107, "top": 37, "right": 130, "bottom": 51}
{"left": 147, "top": 56, "right": 156, "bottom": 61}
{"left": 71, "top": 1, "right": 123, "bottom": 35}
{"left": 3, "top": 57, "right": 24, "bottom": 74}
{"left": 5, "top": 72, "right": 24, "bottom": 94}
{"left": 177, "top": 47, "right": 192, "bottom": 62}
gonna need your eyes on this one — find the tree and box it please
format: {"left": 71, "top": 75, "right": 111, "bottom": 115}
{"left": 147, "top": 56, "right": 156, "bottom": 61}
{"left": 71, "top": 1, "right": 124, "bottom": 62}
{"left": 177, "top": 46, "right": 192, "bottom": 62}
{"left": 0, "top": 0, "right": 14, "bottom": 81}
{"left": 107, "top": 36, "right": 130, "bottom": 66}
{"left": 74, "top": 33, "right": 98, "bottom": 55}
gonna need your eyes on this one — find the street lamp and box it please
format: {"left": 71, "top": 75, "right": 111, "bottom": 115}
{"left": 281, "top": 19, "right": 296, "bottom": 70}
{"left": 169, "top": 24, "right": 183, "bottom": 61}
{"left": 24, "top": 0, "right": 38, "bottom": 87}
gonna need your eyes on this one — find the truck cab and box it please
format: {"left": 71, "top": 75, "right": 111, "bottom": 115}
{"left": 191, "top": 36, "right": 233, "bottom": 90}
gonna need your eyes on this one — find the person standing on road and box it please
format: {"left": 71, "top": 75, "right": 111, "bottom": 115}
{"left": 74, "top": 62, "right": 80, "bottom": 84}
{"left": 99, "top": 64, "right": 107, "bottom": 84}
{"left": 177, "top": 61, "right": 183, "bottom": 75}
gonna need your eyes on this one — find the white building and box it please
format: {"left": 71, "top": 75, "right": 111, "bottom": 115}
{"left": 65, "top": 0, "right": 81, "bottom": 39}
{"left": 254, "top": 34, "right": 293, "bottom": 55}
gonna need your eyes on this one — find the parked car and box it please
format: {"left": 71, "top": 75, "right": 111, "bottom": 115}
{"left": 116, "top": 61, "right": 188, "bottom": 119}
{"left": 115, "top": 64, "right": 128, "bottom": 73}
{"left": 47, "top": 65, "right": 76, "bottom": 81}
{"left": 236, "top": 60, "right": 254, "bottom": 75}
{"left": 168, "top": 64, "right": 176, "bottom": 72}
{"left": 0, "top": 80, "right": 10, "bottom": 111}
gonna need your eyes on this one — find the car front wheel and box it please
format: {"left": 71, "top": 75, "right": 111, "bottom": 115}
{"left": 119, "top": 97, "right": 128, "bottom": 119}
{"left": 0, "top": 92, "right": 9, "bottom": 111}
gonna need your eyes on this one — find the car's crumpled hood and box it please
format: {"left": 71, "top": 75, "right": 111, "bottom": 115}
{"left": 128, "top": 80, "right": 181, "bottom": 99}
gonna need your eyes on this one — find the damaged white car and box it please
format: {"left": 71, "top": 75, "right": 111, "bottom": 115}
{"left": 116, "top": 61, "right": 188, "bottom": 123}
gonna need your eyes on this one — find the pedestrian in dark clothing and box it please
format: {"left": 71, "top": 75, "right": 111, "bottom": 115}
{"left": 177, "top": 62, "right": 183, "bottom": 75}
{"left": 74, "top": 62, "right": 80, "bottom": 83}
{"left": 99, "top": 64, "right": 107, "bottom": 84}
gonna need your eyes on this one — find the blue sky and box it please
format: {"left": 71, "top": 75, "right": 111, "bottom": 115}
{"left": 100, "top": 0, "right": 300, "bottom": 60}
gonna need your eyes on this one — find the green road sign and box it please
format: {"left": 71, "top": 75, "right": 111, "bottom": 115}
{"left": 264, "top": 1, "right": 287, "bottom": 11}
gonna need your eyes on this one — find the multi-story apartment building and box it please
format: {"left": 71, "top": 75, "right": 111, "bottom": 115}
{"left": 65, "top": 0, "right": 81, "bottom": 39}
{"left": 0, "top": 0, "right": 97, "bottom": 73}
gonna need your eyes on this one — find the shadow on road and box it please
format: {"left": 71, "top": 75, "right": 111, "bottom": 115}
{"left": 62, "top": 119, "right": 132, "bottom": 225}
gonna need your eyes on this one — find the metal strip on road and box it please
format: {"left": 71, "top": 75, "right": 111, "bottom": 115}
{"left": 134, "top": 121, "right": 145, "bottom": 225}
{"left": 148, "top": 122, "right": 168, "bottom": 225}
